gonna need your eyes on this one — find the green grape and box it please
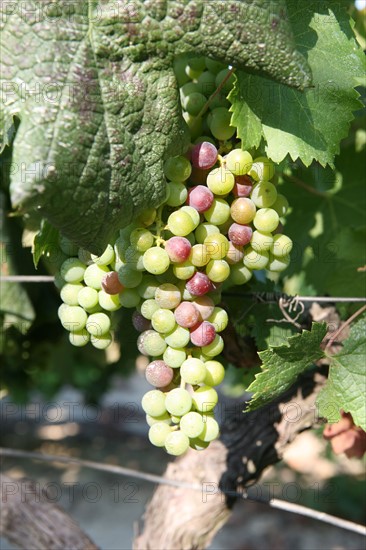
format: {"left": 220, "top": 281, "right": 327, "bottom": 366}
{"left": 142, "top": 330, "right": 167, "bottom": 356}
{"left": 98, "top": 290, "right": 121, "bottom": 311}
{"left": 148, "top": 423, "right": 172, "bottom": 447}
{"left": 166, "top": 182, "right": 188, "bottom": 207}
{"left": 140, "top": 298, "right": 160, "bottom": 319}
{"left": 91, "top": 244, "right": 115, "bottom": 266}
{"left": 205, "top": 57, "right": 226, "bottom": 74}
{"left": 84, "top": 263, "right": 109, "bottom": 289}
{"left": 173, "top": 55, "right": 191, "bottom": 86}
{"left": 270, "top": 234, "right": 293, "bottom": 257}
{"left": 151, "top": 308, "right": 176, "bottom": 334}
{"left": 184, "top": 92, "right": 206, "bottom": 116}
{"left": 60, "top": 283, "right": 84, "bottom": 306}
{"left": 196, "top": 70, "right": 216, "bottom": 96}
{"left": 243, "top": 246, "right": 269, "bottom": 270}
{"left": 180, "top": 358, "right": 206, "bottom": 385}
{"left": 190, "top": 244, "right": 210, "bottom": 267}
{"left": 119, "top": 288, "right": 141, "bottom": 308}
{"left": 203, "top": 360, "right": 225, "bottom": 386}
{"left": 137, "top": 276, "right": 160, "bottom": 299}
{"left": 155, "top": 283, "right": 181, "bottom": 309}
{"left": 249, "top": 156, "right": 275, "bottom": 181}
{"left": 124, "top": 246, "right": 145, "bottom": 271}
{"left": 192, "top": 386, "right": 218, "bottom": 412}
{"left": 204, "top": 234, "right": 229, "bottom": 260}
{"left": 180, "top": 411, "right": 205, "bottom": 438}
{"left": 208, "top": 308, "right": 228, "bottom": 333}
{"left": 69, "top": 329, "right": 90, "bottom": 347}
{"left": 130, "top": 228, "right": 154, "bottom": 252}
{"left": 209, "top": 107, "right": 235, "bottom": 141}
{"left": 58, "top": 305, "right": 87, "bottom": 332}
{"left": 180, "top": 81, "right": 199, "bottom": 102}
{"left": 272, "top": 194, "right": 289, "bottom": 217}
{"left": 206, "top": 259, "right": 230, "bottom": 282}
{"left": 200, "top": 416, "right": 220, "bottom": 442}
{"left": 229, "top": 263, "right": 253, "bottom": 285}
{"left": 142, "top": 390, "right": 167, "bottom": 417}
{"left": 225, "top": 149, "right": 253, "bottom": 176}
{"left": 189, "top": 437, "right": 210, "bottom": 450}
{"left": 165, "top": 388, "right": 192, "bottom": 416}
{"left": 250, "top": 230, "right": 273, "bottom": 252}
{"left": 117, "top": 265, "right": 143, "bottom": 288}
{"left": 253, "top": 208, "right": 280, "bottom": 233}
{"left": 250, "top": 181, "right": 278, "bottom": 208}
{"left": 138, "top": 207, "right": 157, "bottom": 227}
{"left": 167, "top": 210, "right": 196, "bottom": 236}
{"left": 204, "top": 198, "right": 230, "bottom": 225}
{"left": 180, "top": 206, "right": 200, "bottom": 229}
{"left": 202, "top": 334, "right": 224, "bottom": 357}
{"left": 163, "top": 346, "right": 187, "bottom": 368}
{"left": 173, "top": 260, "right": 196, "bottom": 280}
{"left": 195, "top": 223, "right": 220, "bottom": 243}
{"left": 164, "top": 430, "right": 190, "bottom": 456}
{"left": 86, "top": 312, "right": 111, "bottom": 336}
{"left": 78, "top": 248, "right": 93, "bottom": 265}
{"left": 164, "top": 325, "right": 190, "bottom": 348}
{"left": 163, "top": 155, "right": 192, "bottom": 182}
{"left": 146, "top": 412, "right": 172, "bottom": 426}
{"left": 91, "top": 332, "right": 113, "bottom": 349}
{"left": 143, "top": 247, "right": 170, "bottom": 275}
{"left": 78, "top": 286, "right": 99, "bottom": 310}
{"left": 183, "top": 112, "right": 203, "bottom": 141}
{"left": 60, "top": 258, "right": 86, "bottom": 283}
{"left": 59, "top": 235, "right": 79, "bottom": 256}
{"left": 267, "top": 254, "right": 291, "bottom": 272}
{"left": 215, "top": 68, "right": 235, "bottom": 94}
{"left": 206, "top": 166, "right": 235, "bottom": 195}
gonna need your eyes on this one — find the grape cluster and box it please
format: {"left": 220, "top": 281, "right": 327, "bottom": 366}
{"left": 53, "top": 55, "right": 293, "bottom": 456}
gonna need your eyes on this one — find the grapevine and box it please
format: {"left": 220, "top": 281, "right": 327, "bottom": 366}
{"left": 52, "top": 56, "right": 293, "bottom": 456}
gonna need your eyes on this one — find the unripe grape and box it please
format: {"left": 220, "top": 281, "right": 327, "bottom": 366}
{"left": 202, "top": 334, "right": 224, "bottom": 357}
{"left": 209, "top": 107, "right": 235, "bottom": 141}
{"left": 192, "top": 295, "right": 215, "bottom": 320}
{"left": 163, "top": 346, "right": 187, "bottom": 368}
{"left": 253, "top": 208, "right": 279, "bottom": 233}
{"left": 61, "top": 258, "right": 86, "bottom": 283}
{"left": 270, "top": 234, "right": 293, "bottom": 257}
{"left": 142, "top": 390, "right": 167, "bottom": 417}
{"left": 148, "top": 423, "right": 172, "bottom": 447}
{"left": 180, "top": 411, "right": 205, "bottom": 438}
{"left": 132, "top": 310, "right": 152, "bottom": 332}
{"left": 168, "top": 210, "right": 195, "bottom": 236}
{"left": 84, "top": 263, "right": 109, "bottom": 289}
{"left": 119, "top": 288, "right": 141, "bottom": 308}
{"left": 163, "top": 155, "right": 192, "bottom": 182}
{"left": 91, "top": 244, "right": 115, "bottom": 266}
{"left": 267, "top": 254, "right": 291, "bottom": 272}
{"left": 98, "top": 290, "right": 121, "bottom": 311}
{"left": 151, "top": 308, "right": 176, "bottom": 333}
{"left": 243, "top": 246, "right": 269, "bottom": 270}
{"left": 90, "top": 332, "right": 113, "bottom": 350}
{"left": 60, "top": 283, "right": 84, "bottom": 306}
{"left": 173, "top": 260, "right": 196, "bottom": 280}
{"left": 225, "top": 149, "right": 253, "bottom": 176}
{"left": 145, "top": 360, "right": 174, "bottom": 388}
{"left": 250, "top": 181, "right": 277, "bottom": 208}
{"left": 195, "top": 223, "right": 220, "bottom": 243}
{"left": 180, "top": 358, "right": 206, "bottom": 385}
{"left": 249, "top": 156, "right": 275, "bottom": 181}
{"left": 143, "top": 247, "right": 170, "bottom": 275}
{"left": 130, "top": 228, "right": 154, "bottom": 252}
{"left": 203, "top": 360, "right": 225, "bottom": 385}
{"left": 200, "top": 416, "right": 220, "bottom": 442}
{"left": 190, "top": 321, "right": 216, "bottom": 347}
{"left": 272, "top": 194, "right": 289, "bottom": 217}
{"left": 204, "top": 198, "right": 230, "bottom": 225}
{"left": 192, "top": 386, "right": 218, "bottom": 413}
{"left": 189, "top": 244, "right": 210, "bottom": 267}
{"left": 207, "top": 309, "right": 228, "bottom": 333}
{"left": 207, "top": 166, "right": 235, "bottom": 195}
{"left": 206, "top": 259, "right": 230, "bottom": 282}
{"left": 229, "top": 264, "right": 253, "bottom": 285}
{"left": 165, "top": 388, "right": 192, "bottom": 416}
{"left": 174, "top": 301, "right": 200, "bottom": 328}
{"left": 86, "top": 312, "right": 111, "bottom": 336}
{"left": 230, "top": 198, "right": 256, "bottom": 224}
{"left": 58, "top": 305, "right": 87, "bottom": 332}
{"left": 204, "top": 233, "right": 229, "bottom": 259}
{"left": 155, "top": 283, "right": 181, "bottom": 309}
{"left": 69, "top": 329, "right": 90, "bottom": 347}
{"left": 164, "top": 325, "right": 190, "bottom": 348}
{"left": 164, "top": 431, "right": 190, "bottom": 456}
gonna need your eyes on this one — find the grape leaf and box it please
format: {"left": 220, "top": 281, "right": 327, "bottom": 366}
{"left": 230, "top": 1, "right": 365, "bottom": 166}
{"left": 317, "top": 316, "right": 366, "bottom": 431}
{"left": 33, "top": 220, "right": 59, "bottom": 268}
{"left": 280, "top": 117, "right": 366, "bottom": 297}
{"left": 246, "top": 322, "right": 327, "bottom": 411}
{"left": 0, "top": 0, "right": 311, "bottom": 254}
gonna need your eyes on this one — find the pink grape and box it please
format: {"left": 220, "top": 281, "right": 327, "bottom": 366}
{"left": 164, "top": 237, "right": 192, "bottom": 263}
{"left": 226, "top": 241, "right": 244, "bottom": 264}
{"left": 187, "top": 185, "right": 214, "bottom": 212}
{"left": 174, "top": 301, "right": 200, "bottom": 328}
{"left": 192, "top": 296, "right": 215, "bottom": 320}
{"left": 145, "top": 360, "right": 174, "bottom": 388}
{"left": 101, "top": 271, "right": 124, "bottom": 295}
{"left": 190, "top": 321, "right": 216, "bottom": 346}
{"left": 186, "top": 272, "right": 214, "bottom": 296}
{"left": 233, "top": 175, "right": 253, "bottom": 198}
{"left": 132, "top": 311, "right": 152, "bottom": 332}
{"left": 228, "top": 223, "right": 253, "bottom": 246}
{"left": 191, "top": 141, "right": 218, "bottom": 170}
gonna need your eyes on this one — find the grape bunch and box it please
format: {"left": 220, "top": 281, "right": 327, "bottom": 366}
{"left": 52, "top": 55, "right": 293, "bottom": 456}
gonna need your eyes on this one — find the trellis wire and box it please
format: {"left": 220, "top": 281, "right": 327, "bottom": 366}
{"left": 1, "top": 276, "right": 365, "bottom": 304}
{"left": 1, "top": 447, "right": 365, "bottom": 537}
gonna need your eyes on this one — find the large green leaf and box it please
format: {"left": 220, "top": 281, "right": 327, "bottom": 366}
{"left": 0, "top": 0, "right": 311, "bottom": 253}
{"left": 230, "top": 1, "right": 365, "bottom": 166}
{"left": 317, "top": 316, "right": 366, "bottom": 430}
{"left": 246, "top": 322, "right": 327, "bottom": 411}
